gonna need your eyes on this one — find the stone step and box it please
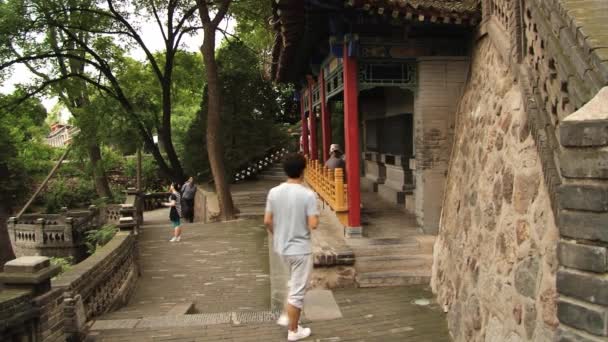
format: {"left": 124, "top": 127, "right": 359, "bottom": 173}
{"left": 259, "top": 175, "right": 285, "bottom": 181}
{"left": 355, "top": 254, "right": 433, "bottom": 273}
{"left": 261, "top": 171, "right": 285, "bottom": 177}
{"left": 91, "top": 310, "right": 281, "bottom": 331}
{"left": 351, "top": 244, "right": 427, "bottom": 257}
{"left": 347, "top": 237, "right": 419, "bottom": 247}
{"left": 236, "top": 212, "right": 264, "bottom": 219}
{"left": 356, "top": 270, "right": 431, "bottom": 287}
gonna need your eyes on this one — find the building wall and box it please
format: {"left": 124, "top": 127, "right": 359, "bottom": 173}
{"left": 414, "top": 57, "right": 469, "bottom": 234}
{"left": 431, "top": 37, "right": 559, "bottom": 342}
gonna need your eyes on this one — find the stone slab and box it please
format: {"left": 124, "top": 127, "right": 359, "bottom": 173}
{"left": 557, "top": 326, "right": 608, "bottom": 342}
{"left": 559, "top": 210, "right": 608, "bottom": 243}
{"left": 303, "top": 289, "right": 343, "bottom": 321}
{"left": 557, "top": 268, "right": 608, "bottom": 305}
{"left": 4, "top": 256, "right": 50, "bottom": 273}
{"left": 90, "top": 319, "right": 139, "bottom": 330}
{"left": 560, "top": 147, "right": 608, "bottom": 179}
{"left": 558, "top": 184, "right": 608, "bottom": 212}
{"left": 166, "top": 302, "right": 195, "bottom": 316}
{"left": 558, "top": 297, "right": 608, "bottom": 336}
{"left": 0, "top": 265, "right": 60, "bottom": 285}
{"left": 558, "top": 241, "right": 608, "bottom": 273}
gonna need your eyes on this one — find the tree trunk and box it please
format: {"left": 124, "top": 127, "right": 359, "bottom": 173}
{"left": 160, "top": 57, "right": 186, "bottom": 183}
{"left": 200, "top": 26, "right": 235, "bottom": 220}
{"left": 0, "top": 202, "right": 15, "bottom": 270}
{"left": 88, "top": 144, "right": 113, "bottom": 199}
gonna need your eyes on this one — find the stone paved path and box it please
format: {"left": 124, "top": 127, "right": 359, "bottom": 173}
{"left": 100, "top": 209, "right": 270, "bottom": 319}
{"left": 87, "top": 190, "right": 450, "bottom": 341}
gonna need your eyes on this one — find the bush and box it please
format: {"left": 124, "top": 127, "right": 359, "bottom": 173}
{"left": 123, "top": 154, "right": 163, "bottom": 192}
{"left": 85, "top": 224, "right": 118, "bottom": 254}
{"left": 51, "top": 256, "right": 74, "bottom": 275}
{"left": 42, "top": 177, "right": 98, "bottom": 213}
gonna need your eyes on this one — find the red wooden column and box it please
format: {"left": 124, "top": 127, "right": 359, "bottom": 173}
{"left": 343, "top": 42, "right": 362, "bottom": 236}
{"left": 307, "top": 80, "right": 318, "bottom": 160}
{"left": 319, "top": 69, "right": 331, "bottom": 162}
{"left": 300, "top": 91, "right": 309, "bottom": 157}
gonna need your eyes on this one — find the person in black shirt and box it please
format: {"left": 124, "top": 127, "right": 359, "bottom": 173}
{"left": 163, "top": 183, "right": 183, "bottom": 242}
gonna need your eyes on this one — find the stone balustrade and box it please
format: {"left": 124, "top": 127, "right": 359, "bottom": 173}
{"left": 7, "top": 206, "right": 100, "bottom": 262}
{"left": 53, "top": 231, "right": 138, "bottom": 340}
{"left": 0, "top": 256, "right": 64, "bottom": 342}
{"left": 8, "top": 196, "right": 142, "bottom": 261}
{"left": 0, "top": 230, "right": 139, "bottom": 341}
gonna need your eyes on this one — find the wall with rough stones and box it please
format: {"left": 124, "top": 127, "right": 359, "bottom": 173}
{"left": 431, "top": 37, "right": 560, "bottom": 342}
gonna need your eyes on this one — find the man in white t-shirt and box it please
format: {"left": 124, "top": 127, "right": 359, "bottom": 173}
{"left": 264, "top": 153, "right": 319, "bottom": 341}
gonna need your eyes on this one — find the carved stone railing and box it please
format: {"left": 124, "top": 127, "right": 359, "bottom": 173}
{"left": 0, "top": 232, "right": 139, "bottom": 341}
{"left": 7, "top": 207, "right": 99, "bottom": 262}
{"left": 52, "top": 231, "right": 138, "bottom": 340}
{"left": 8, "top": 196, "right": 139, "bottom": 262}
{"left": 304, "top": 159, "right": 348, "bottom": 225}
{"left": 232, "top": 147, "right": 288, "bottom": 183}
{"left": 0, "top": 257, "right": 64, "bottom": 342}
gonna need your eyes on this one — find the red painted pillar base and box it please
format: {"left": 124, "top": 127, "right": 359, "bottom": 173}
{"left": 343, "top": 42, "right": 362, "bottom": 237}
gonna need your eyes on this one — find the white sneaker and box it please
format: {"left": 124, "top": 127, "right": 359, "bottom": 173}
{"left": 276, "top": 314, "right": 289, "bottom": 327}
{"left": 287, "top": 326, "right": 311, "bottom": 341}
{"left": 169, "top": 237, "right": 177, "bottom": 242}
{"left": 176, "top": 236, "right": 181, "bottom": 242}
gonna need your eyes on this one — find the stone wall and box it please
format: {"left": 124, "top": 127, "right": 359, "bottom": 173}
{"left": 0, "top": 257, "right": 65, "bottom": 342}
{"left": 431, "top": 37, "right": 560, "bottom": 341}
{"left": 53, "top": 231, "right": 138, "bottom": 340}
{"left": 414, "top": 57, "right": 469, "bottom": 234}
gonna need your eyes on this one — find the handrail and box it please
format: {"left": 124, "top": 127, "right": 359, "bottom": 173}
{"left": 304, "top": 159, "right": 348, "bottom": 220}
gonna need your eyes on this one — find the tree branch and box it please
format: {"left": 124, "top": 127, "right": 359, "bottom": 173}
{"left": 105, "top": 0, "right": 164, "bottom": 82}
{"left": 151, "top": 1, "right": 168, "bottom": 44}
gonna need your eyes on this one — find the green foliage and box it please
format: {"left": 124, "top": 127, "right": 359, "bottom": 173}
{"left": 85, "top": 224, "right": 118, "bottom": 255}
{"left": 123, "top": 154, "right": 163, "bottom": 192}
{"left": 50, "top": 256, "right": 73, "bottom": 275}
{"left": 42, "top": 177, "right": 97, "bottom": 213}
{"left": 0, "top": 91, "right": 51, "bottom": 206}
{"left": 183, "top": 41, "right": 288, "bottom": 180}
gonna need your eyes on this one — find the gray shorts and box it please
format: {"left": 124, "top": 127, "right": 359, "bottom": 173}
{"left": 282, "top": 254, "right": 313, "bottom": 309}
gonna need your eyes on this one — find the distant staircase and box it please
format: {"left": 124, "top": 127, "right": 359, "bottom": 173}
{"left": 258, "top": 163, "right": 285, "bottom": 181}
{"left": 232, "top": 148, "right": 287, "bottom": 183}
{"left": 233, "top": 191, "right": 268, "bottom": 220}
{"left": 350, "top": 236, "right": 435, "bottom": 287}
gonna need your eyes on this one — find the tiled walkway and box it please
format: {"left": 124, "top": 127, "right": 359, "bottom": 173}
{"left": 86, "top": 183, "right": 450, "bottom": 341}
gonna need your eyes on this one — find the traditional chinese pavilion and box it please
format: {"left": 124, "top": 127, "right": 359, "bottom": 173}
{"left": 271, "top": 0, "right": 481, "bottom": 236}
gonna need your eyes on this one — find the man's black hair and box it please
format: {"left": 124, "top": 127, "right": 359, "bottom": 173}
{"left": 283, "top": 153, "right": 307, "bottom": 179}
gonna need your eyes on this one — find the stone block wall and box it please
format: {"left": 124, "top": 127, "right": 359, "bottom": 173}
{"left": 431, "top": 37, "right": 560, "bottom": 341}
{"left": 33, "top": 288, "right": 66, "bottom": 342}
{"left": 414, "top": 57, "right": 469, "bottom": 234}
{"left": 0, "top": 258, "right": 65, "bottom": 342}
{"left": 53, "top": 231, "right": 138, "bottom": 340}
{"left": 555, "top": 88, "right": 608, "bottom": 341}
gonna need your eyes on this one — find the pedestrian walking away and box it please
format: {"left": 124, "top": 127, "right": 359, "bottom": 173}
{"left": 264, "top": 152, "right": 319, "bottom": 341}
{"left": 163, "top": 183, "right": 183, "bottom": 242}
{"left": 181, "top": 176, "right": 197, "bottom": 223}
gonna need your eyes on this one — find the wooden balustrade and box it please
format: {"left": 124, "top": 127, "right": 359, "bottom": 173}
{"left": 304, "top": 159, "right": 349, "bottom": 224}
